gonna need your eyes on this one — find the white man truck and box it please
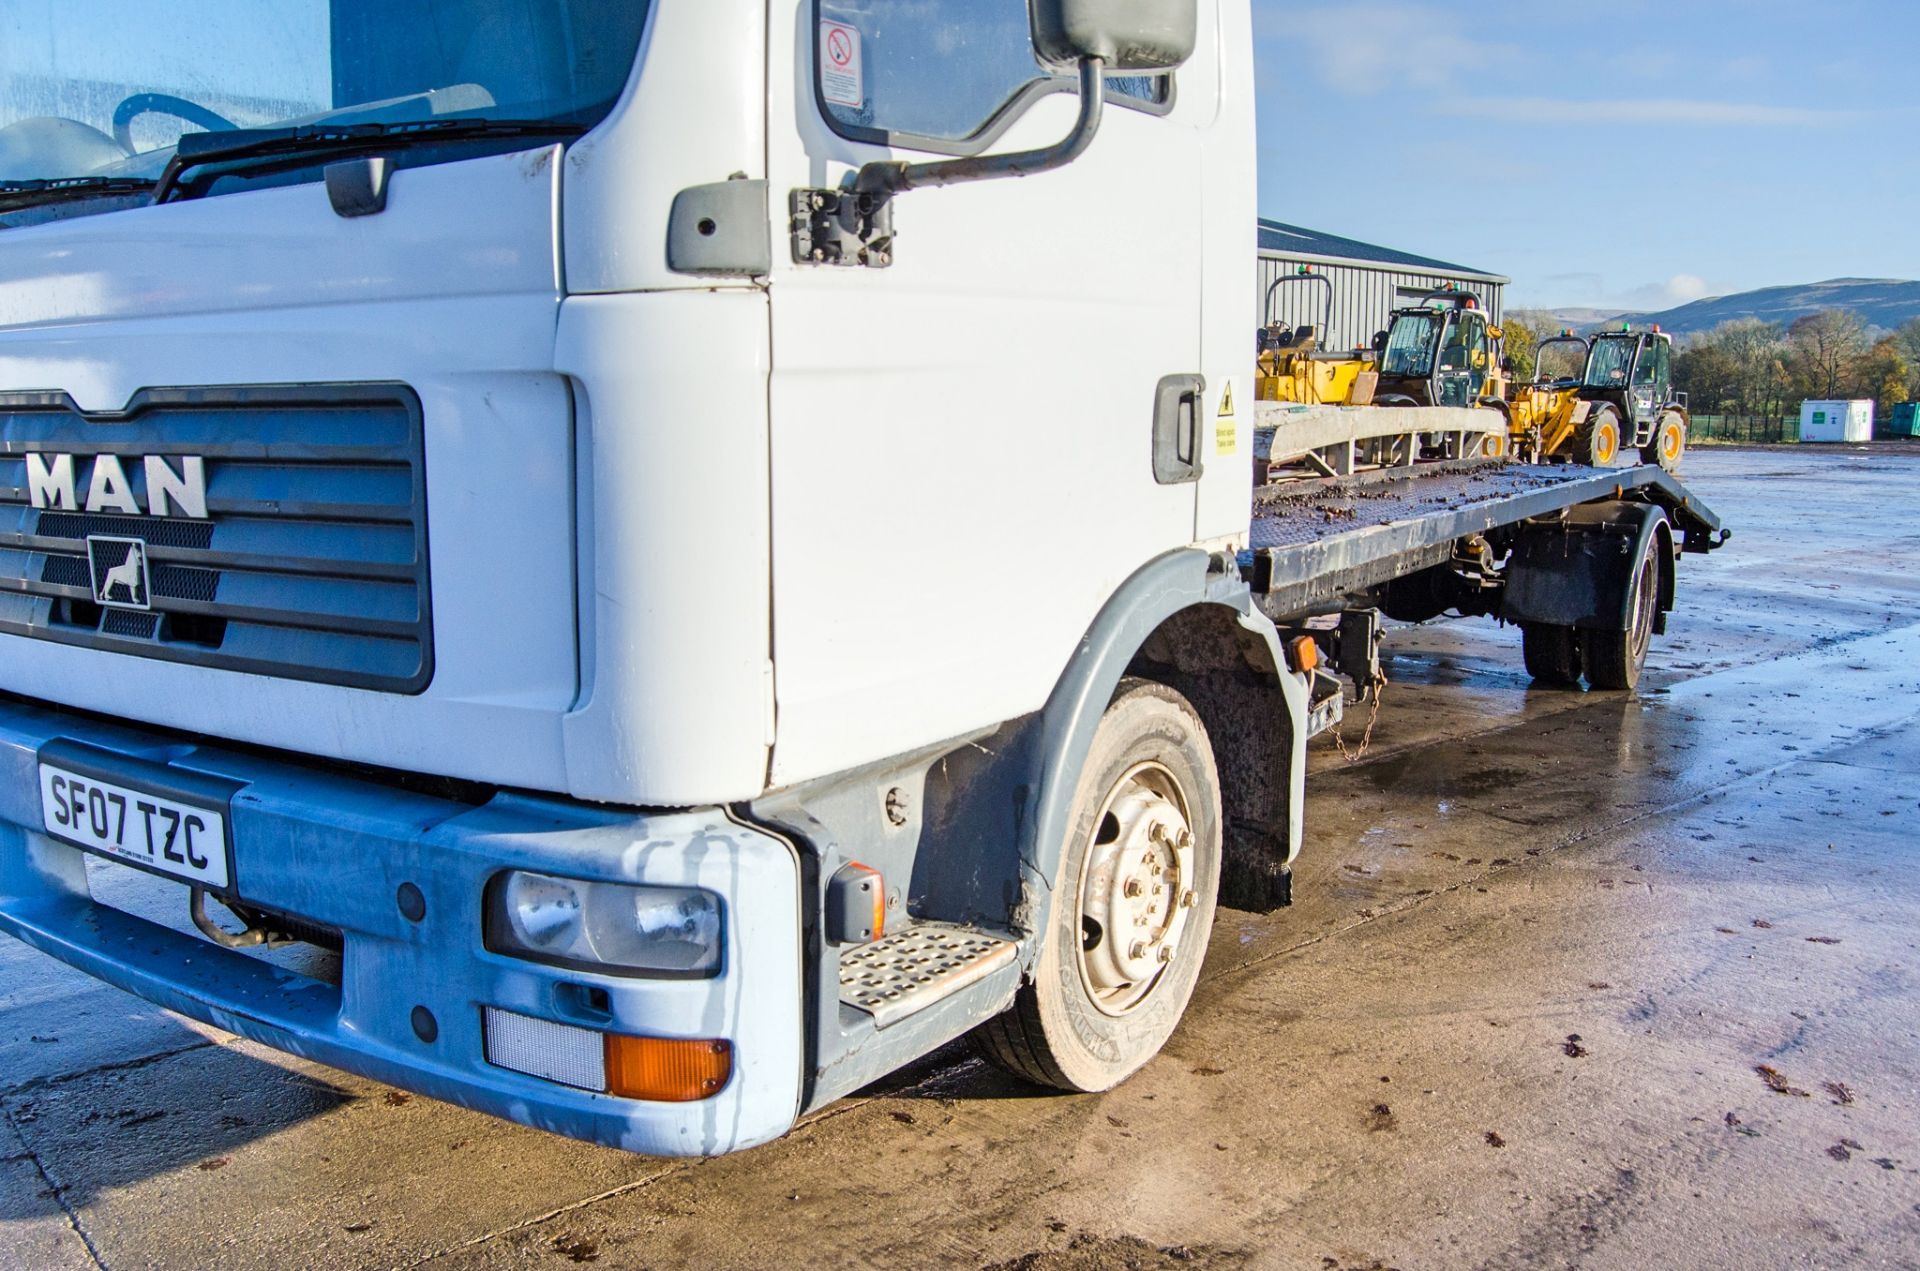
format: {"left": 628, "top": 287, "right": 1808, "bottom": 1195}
{"left": 0, "top": 0, "right": 1725, "bottom": 1156}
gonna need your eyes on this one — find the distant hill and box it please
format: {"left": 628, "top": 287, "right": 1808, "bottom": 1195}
{"left": 1533, "top": 279, "right": 1920, "bottom": 338}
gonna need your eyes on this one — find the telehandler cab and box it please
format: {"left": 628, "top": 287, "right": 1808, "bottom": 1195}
{"left": 1573, "top": 326, "right": 1689, "bottom": 471}
{"left": 1371, "top": 287, "right": 1505, "bottom": 411}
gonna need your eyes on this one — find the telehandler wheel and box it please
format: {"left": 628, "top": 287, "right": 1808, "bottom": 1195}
{"left": 973, "top": 678, "right": 1222, "bottom": 1093}
{"left": 1642, "top": 411, "right": 1687, "bottom": 472}
{"left": 1520, "top": 623, "right": 1583, "bottom": 687}
{"left": 1572, "top": 405, "right": 1623, "bottom": 467}
{"left": 1585, "top": 534, "right": 1661, "bottom": 691}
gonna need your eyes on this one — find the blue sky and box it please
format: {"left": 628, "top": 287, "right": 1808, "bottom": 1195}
{"left": 1252, "top": 0, "right": 1918, "bottom": 310}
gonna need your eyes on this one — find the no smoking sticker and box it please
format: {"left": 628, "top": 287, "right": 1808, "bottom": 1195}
{"left": 820, "top": 20, "right": 864, "bottom": 109}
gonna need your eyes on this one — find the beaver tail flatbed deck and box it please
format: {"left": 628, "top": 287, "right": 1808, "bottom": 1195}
{"left": 1242, "top": 459, "right": 1727, "bottom": 624}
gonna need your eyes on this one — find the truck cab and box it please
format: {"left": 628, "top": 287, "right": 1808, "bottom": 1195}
{"left": 0, "top": 0, "right": 1265, "bottom": 1155}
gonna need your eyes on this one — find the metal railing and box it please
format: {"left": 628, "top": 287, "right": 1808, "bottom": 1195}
{"left": 1687, "top": 414, "right": 1800, "bottom": 445}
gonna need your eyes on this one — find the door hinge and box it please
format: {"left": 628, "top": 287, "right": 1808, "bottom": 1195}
{"left": 790, "top": 188, "right": 894, "bottom": 268}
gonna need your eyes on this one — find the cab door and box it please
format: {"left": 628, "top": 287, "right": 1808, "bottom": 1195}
{"left": 1435, "top": 311, "right": 1488, "bottom": 407}
{"left": 763, "top": 0, "right": 1212, "bottom": 785}
{"left": 1629, "top": 336, "right": 1668, "bottom": 439}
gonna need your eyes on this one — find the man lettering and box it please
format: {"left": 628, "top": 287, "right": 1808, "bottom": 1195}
{"left": 26, "top": 454, "right": 77, "bottom": 511}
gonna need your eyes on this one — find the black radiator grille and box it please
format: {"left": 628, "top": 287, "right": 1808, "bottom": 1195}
{"left": 0, "top": 386, "right": 432, "bottom": 693}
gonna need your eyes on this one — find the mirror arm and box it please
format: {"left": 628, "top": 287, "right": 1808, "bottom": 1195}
{"left": 856, "top": 56, "right": 1106, "bottom": 200}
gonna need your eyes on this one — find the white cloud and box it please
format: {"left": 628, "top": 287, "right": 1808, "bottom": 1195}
{"left": 1612, "top": 275, "right": 1720, "bottom": 310}
{"left": 1263, "top": 4, "right": 1513, "bottom": 96}
{"left": 1440, "top": 96, "right": 1864, "bottom": 127}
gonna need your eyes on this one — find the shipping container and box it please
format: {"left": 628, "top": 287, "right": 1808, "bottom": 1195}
{"left": 1800, "top": 400, "right": 1874, "bottom": 443}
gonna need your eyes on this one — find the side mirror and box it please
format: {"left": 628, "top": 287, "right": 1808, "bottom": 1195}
{"left": 1371, "top": 331, "right": 1388, "bottom": 353}
{"left": 1501, "top": 356, "right": 1516, "bottom": 375}
{"left": 1031, "top": 0, "right": 1199, "bottom": 73}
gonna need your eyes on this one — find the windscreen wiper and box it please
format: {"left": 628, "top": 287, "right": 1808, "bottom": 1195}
{"left": 154, "top": 117, "right": 587, "bottom": 203}
{"left": 0, "top": 176, "right": 158, "bottom": 214}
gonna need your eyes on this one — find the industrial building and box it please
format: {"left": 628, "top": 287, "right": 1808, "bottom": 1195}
{"left": 1258, "top": 218, "right": 1508, "bottom": 352}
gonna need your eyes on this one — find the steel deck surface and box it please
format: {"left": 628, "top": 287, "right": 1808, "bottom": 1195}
{"left": 1248, "top": 461, "right": 1718, "bottom": 553}
{"left": 1257, "top": 463, "right": 1595, "bottom": 550}
{"left": 1242, "top": 460, "right": 1724, "bottom": 617}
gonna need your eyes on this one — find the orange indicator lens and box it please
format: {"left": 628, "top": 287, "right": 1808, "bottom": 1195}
{"left": 604, "top": 1035, "right": 733, "bottom": 1102}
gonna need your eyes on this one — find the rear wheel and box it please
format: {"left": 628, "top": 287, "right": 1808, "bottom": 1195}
{"left": 1585, "top": 535, "right": 1661, "bottom": 691}
{"left": 973, "top": 679, "right": 1222, "bottom": 1092}
{"left": 1572, "top": 405, "right": 1623, "bottom": 467}
{"left": 1642, "top": 410, "right": 1687, "bottom": 471}
{"left": 1521, "top": 623, "right": 1583, "bottom": 687}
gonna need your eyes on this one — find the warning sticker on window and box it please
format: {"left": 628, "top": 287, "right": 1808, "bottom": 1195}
{"left": 820, "top": 20, "right": 864, "bottom": 109}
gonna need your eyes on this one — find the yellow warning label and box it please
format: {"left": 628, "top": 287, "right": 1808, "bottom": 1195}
{"left": 1215, "top": 379, "right": 1238, "bottom": 456}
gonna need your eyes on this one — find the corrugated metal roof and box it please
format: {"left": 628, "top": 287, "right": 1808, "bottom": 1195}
{"left": 1257, "top": 218, "right": 1507, "bottom": 284}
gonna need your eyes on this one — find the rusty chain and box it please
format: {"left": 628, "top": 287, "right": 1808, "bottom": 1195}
{"left": 1332, "top": 667, "right": 1388, "bottom": 763}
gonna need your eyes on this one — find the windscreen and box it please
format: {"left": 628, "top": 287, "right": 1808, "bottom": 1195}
{"left": 1584, "top": 337, "right": 1638, "bottom": 389}
{"left": 1381, "top": 313, "right": 1440, "bottom": 378}
{"left": 0, "top": 0, "right": 651, "bottom": 182}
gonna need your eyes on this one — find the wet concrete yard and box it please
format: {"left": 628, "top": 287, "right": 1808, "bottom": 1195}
{"left": 4, "top": 447, "right": 1919, "bottom": 1270}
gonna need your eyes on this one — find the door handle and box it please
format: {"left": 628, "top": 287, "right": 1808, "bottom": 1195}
{"left": 1152, "top": 374, "right": 1206, "bottom": 485}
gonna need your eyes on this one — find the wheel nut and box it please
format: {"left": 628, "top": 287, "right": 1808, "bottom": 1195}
{"left": 1181, "top": 891, "right": 1196, "bottom": 909}
{"left": 1129, "top": 941, "right": 1148, "bottom": 961}
{"left": 1157, "top": 946, "right": 1174, "bottom": 964}
{"left": 1124, "top": 879, "right": 1144, "bottom": 898}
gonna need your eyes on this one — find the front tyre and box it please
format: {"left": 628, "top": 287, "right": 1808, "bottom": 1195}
{"left": 1572, "top": 404, "right": 1624, "bottom": 467}
{"left": 1642, "top": 410, "right": 1688, "bottom": 472}
{"left": 973, "top": 679, "right": 1222, "bottom": 1092}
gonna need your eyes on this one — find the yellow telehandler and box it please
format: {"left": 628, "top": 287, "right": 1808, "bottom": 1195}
{"left": 1503, "top": 325, "right": 1689, "bottom": 469}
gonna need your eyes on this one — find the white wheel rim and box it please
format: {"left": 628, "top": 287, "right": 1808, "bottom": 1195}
{"left": 1075, "top": 761, "right": 1197, "bottom": 1017}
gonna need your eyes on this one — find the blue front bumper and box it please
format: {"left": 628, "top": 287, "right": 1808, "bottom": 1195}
{"left": 0, "top": 695, "right": 804, "bottom": 1157}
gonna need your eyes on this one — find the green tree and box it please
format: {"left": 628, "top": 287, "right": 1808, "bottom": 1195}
{"left": 1499, "top": 312, "right": 1542, "bottom": 381}
{"left": 1500, "top": 309, "right": 1588, "bottom": 383}
{"left": 1853, "top": 337, "right": 1911, "bottom": 420}
{"left": 1896, "top": 317, "right": 1920, "bottom": 399}
{"left": 1673, "top": 318, "right": 1789, "bottom": 417}
{"left": 1788, "top": 309, "right": 1869, "bottom": 401}
{"left": 1675, "top": 338, "right": 1736, "bottom": 414}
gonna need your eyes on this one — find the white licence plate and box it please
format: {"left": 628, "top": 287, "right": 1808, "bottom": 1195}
{"left": 38, "top": 762, "right": 231, "bottom": 891}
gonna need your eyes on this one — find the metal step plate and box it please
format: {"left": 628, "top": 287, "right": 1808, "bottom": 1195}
{"left": 839, "top": 923, "right": 1018, "bottom": 1030}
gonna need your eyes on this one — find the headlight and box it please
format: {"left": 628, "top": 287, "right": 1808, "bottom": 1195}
{"left": 485, "top": 871, "right": 723, "bottom": 978}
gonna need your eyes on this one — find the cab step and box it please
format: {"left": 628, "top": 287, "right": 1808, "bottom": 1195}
{"left": 838, "top": 923, "right": 1018, "bottom": 1029}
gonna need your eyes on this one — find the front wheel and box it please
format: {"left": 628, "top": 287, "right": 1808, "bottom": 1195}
{"left": 973, "top": 679, "right": 1222, "bottom": 1092}
{"left": 1572, "top": 404, "right": 1623, "bottom": 467}
{"left": 1642, "top": 410, "right": 1687, "bottom": 472}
